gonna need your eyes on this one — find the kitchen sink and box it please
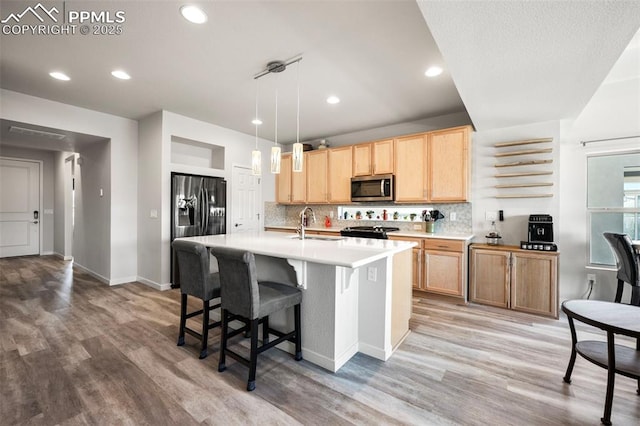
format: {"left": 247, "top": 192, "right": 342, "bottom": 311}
{"left": 288, "top": 235, "right": 346, "bottom": 241}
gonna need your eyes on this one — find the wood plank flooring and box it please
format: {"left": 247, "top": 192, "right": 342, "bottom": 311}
{"left": 1, "top": 255, "right": 639, "bottom": 425}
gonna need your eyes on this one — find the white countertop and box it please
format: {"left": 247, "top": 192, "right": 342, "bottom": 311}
{"left": 177, "top": 231, "right": 416, "bottom": 269}
{"left": 264, "top": 225, "right": 473, "bottom": 242}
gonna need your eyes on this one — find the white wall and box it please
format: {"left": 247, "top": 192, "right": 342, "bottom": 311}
{"left": 0, "top": 146, "right": 55, "bottom": 254}
{"left": 136, "top": 110, "right": 274, "bottom": 288}
{"left": 1, "top": 89, "right": 138, "bottom": 283}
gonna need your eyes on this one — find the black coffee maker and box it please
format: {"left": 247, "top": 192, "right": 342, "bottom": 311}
{"left": 521, "top": 214, "right": 557, "bottom": 251}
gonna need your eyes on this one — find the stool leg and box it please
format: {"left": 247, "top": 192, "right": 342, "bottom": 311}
{"left": 247, "top": 318, "right": 259, "bottom": 391}
{"left": 262, "top": 316, "right": 269, "bottom": 344}
{"left": 218, "top": 309, "right": 228, "bottom": 372}
{"left": 199, "top": 299, "right": 210, "bottom": 359}
{"left": 294, "top": 304, "right": 302, "bottom": 361}
{"left": 177, "top": 293, "right": 187, "bottom": 346}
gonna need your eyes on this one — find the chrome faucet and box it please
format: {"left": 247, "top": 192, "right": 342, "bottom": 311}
{"left": 297, "top": 206, "right": 316, "bottom": 239}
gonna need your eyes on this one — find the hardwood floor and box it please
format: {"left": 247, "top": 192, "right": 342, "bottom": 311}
{"left": 1, "top": 255, "right": 638, "bottom": 425}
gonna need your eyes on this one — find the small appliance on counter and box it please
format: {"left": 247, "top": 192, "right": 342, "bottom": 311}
{"left": 485, "top": 221, "right": 502, "bottom": 245}
{"left": 521, "top": 214, "right": 557, "bottom": 251}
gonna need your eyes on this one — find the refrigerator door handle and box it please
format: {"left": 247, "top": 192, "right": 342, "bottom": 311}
{"left": 202, "top": 187, "right": 210, "bottom": 235}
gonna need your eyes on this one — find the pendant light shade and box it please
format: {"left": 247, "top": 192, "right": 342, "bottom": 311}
{"left": 251, "top": 149, "right": 262, "bottom": 175}
{"left": 292, "top": 142, "right": 303, "bottom": 172}
{"left": 251, "top": 79, "right": 262, "bottom": 176}
{"left": 292, "top": 61, "right": 303, "bottom": 173}
{"left": 270, "top": 146, "right": 281, "bottom": 174}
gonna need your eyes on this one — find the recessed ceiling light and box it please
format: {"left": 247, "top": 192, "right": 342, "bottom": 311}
{"left": 252, "top": 118, "right": 262, "bottom": 125}
{"left": 180, "top": 5, "right": 207, "bottom": 24}
{"left": 424, "top": 66, "right": 443, "bottom": 77}
{"left": 111, "top": 70, "right": 131, "bottom": 80}
{"left": 326, "top": 96, "right": 340, "bottom": 104}
{"left": 49, "top": 71, "right": 70, "bottom": 81}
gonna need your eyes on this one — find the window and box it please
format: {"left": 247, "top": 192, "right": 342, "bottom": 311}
{"left": 588, "top": 152, "right": 640, "bottom": 266}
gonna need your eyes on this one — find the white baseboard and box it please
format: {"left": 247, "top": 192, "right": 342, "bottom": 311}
{"left": 137, "top": 276, "right": 173, "bottom": 291}
{"left": 53, "top": 252, "right": 73, "bottom": 261}
{"left": 72, "top": 262, "right": 110, "bottom": 284}
{"left": 358, "top": 341, "right": 389, "bottom": 361}
{"left": 109, "top": 276, "right": 138, "bottom": 286}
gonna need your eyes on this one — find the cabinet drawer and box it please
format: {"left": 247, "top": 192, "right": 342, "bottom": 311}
{"left": 389, "top": 236, "right": 424, "bottom": 246}
{"left": 423, "top": 239, "right": 464, "bottom": 252}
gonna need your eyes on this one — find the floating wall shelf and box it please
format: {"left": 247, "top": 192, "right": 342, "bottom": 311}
{"left": 493, "top": 137, "right": 554, "bottom": 199}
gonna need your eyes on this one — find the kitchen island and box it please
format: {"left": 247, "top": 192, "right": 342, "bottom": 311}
{"left": 177, "top": 231, "right": 416, "bottom": 372}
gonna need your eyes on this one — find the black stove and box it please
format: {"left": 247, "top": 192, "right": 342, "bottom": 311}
{"left": 340, "top": 226, "right": 400, "bottom": 239}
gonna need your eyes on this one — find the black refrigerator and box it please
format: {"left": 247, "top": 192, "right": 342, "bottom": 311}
{"left": 171, "top": 172, "right": 226, "bottom": 287}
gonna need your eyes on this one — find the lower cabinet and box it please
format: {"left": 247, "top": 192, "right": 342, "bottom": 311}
{"left": 390, "top": 236, "right": 467, "bottom": 299}
{"left": 469, "top": 244, "right": 559, "bottom": 318}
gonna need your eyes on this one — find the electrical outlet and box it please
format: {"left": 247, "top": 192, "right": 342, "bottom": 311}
{"left": 485, "top": 211, "right": 497, "bottom": 221}
{"left": 367, "top": 267, "right": 377, "bottom": 282}
{"left": 450, "top": 212, "right": 457, "bottom": 221}
{"left": 587, "top": 273, "right": 596, "bottom": 284}
{"left": 413, "top": 224, "right": 422, "bottom": 230}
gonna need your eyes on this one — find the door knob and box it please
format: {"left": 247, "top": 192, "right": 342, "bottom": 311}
{"left": 32, "top": 221, "right": 39, "bottom": 224}
{"left": 235, "top": 223, "right": 242, "bottom": 227}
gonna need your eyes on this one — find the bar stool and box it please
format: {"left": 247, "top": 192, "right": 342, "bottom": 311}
{"left": 210, "top": 246, "right": 302, "bottom": 391}
{"left": 603, "top": 232, "right": 640, "bottom": 306}
{"left": 172, "top": 240, "right": 222, "bottom": 359}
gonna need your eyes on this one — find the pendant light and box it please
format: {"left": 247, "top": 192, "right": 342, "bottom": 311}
{"left": 292, "top": 61, "right": 304, "bottom": 173}
{"left": 270, "top": 74, "right": 281, "bottom": 174}
{"left": 251, "top": 79, "right": 262, "bottom": 176}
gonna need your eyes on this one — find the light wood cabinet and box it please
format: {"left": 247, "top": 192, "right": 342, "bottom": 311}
{"left": 394, "top": 134, "right": 428, "bottom": 202}
{"left": 327, "top": 146, "right": 352, "bottom": 203}
{"left": 352, "top": 139, "right": 394, "bottom": 176}
{"left": 429, "top": 126, "right": 470, "bottom": 202}
{"left": 423, "top": 239, "right": 465, "bottom": 297}
{"left": 276, "top": 153, "right": 306, "bottom": 204}
{"left": 470, "top": 244, "right": 559, "bottom": 318}
{"left": 306, "top": 150, "right": 328, "bottom": 203}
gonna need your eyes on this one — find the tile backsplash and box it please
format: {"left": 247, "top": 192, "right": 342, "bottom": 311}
{"left": 264, "top": 202, "right": 472, "bottom": 234}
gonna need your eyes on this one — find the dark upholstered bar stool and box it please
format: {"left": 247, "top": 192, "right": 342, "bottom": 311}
{"left": 210, "top": 246, "right": 302, "bottom": 391}
{"left": 603, "top": 232, "right": 639, "bottom": 306}
{"left": 172, "top": 240, "right": 222, "bottom": 359}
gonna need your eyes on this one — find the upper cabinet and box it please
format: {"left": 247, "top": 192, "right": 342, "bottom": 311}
{"left": 275, "top": 153, "right": 306, "bottom": 204}
{"left": 274, "top": 125, "right": 471, "bottom": 205}
{"left": 429, "top": 126, "right": 470, "bottom": 202}
{"left": 395, "top": 134, "right": 428, "bottom": 202}
{"left": 352, "top": 139, "right": 394, "bottom": 176}
{"left": 327, "top": 146, "right": 352, "bottom": 203}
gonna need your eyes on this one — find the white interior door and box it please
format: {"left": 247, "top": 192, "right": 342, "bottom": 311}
{"left": 231, "top": 165, "right": 261, "bottom": 233}
{"left": 0, "top": 158, "right": 40, "bottom": 257}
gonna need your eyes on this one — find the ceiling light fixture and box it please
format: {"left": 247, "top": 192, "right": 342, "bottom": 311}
{"left": 253, "top": 55, "right": 303, "bottom": 174}
{"left": 326, "top": 95, "right": 340, "bottom": 104}
{"left": 251, "top": 79, "right": 262, "bottom": 176}
{"left": 49, "top": 71, "right": 70, "bottom": 81}
{"left": 291, "top": 61, "right": 303, "bottom": 173}
{"left": 424, "top": 66, "right": 443, "bottom": 77}
{"left": 111, "top": 70, "right": 131, "bottom": 80}
{"left": 180, "top": 5, "right": 207, "bottom": 24}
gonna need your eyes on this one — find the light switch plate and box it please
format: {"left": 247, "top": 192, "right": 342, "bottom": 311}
{"left": 485, "top": 211, "right": 497, "bottom": 221}
{"left": 450, "top": 212, "right": 457, "bottom": 221}
{"left": 367, "top": 267, "right": 377, "bottom": 282}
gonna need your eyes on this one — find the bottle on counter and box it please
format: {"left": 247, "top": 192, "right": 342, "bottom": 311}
{"left": 325, "top": 216, "right": 332, "bottom": 228}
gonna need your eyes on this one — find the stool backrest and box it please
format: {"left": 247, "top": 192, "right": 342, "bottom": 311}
{"left": 603, "top": 232, "right": 639, "bottom": 286}
{"left": 209, "top": 247, "right": 260, "bottom": 319}
{"left": 172, "top": 240, "right": 211, "bottom": 299}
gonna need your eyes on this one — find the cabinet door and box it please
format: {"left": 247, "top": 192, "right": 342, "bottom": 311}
{"left": 413, "top": 248, "right": 424, "bottom": 290}
{"left": 352, "top": 143, "right": 372, "bottom": 176}
{"left": 276, "top": 154, "right": 292, "bottom": 204}
{"left": 429, "top": 126, "right": 469, "bottom": 201}
{"left": 290, "top": 153, "right": 307, "bottom": 203}
{"left": 328, "top": 146, "right": 352, "bottom": 203}
{"left": 306, "top": 150, "right": 328, "bottom": 203}
{"left": 424, "top": 250, "right": 463, "bottom": 296}
{"left": 511, "top": 252, "right": 558, "bottom": 318}
{"left": 394, "top": 134, "right": 428, "bottom": 202}
{"left": 372, "top": 139, "right": 394, "bottom": 175}
{"left": 470, "top": 248, "right": 510, "bottom": 308}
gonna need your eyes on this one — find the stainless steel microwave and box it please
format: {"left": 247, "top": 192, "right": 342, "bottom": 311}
{"left": 351, "top": 174, "right": 394, "bottom": 202}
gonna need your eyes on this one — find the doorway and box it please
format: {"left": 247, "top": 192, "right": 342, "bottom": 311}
{"left": 230, "top": 165, "right": 262, "bottom": 233}
{"left": 0, "top": 158, "right": 41, "bottom": 257}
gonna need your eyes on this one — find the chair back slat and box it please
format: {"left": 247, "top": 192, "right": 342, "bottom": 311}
{"left": 603, "top": 232, "right": 638, "bottom": 286}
